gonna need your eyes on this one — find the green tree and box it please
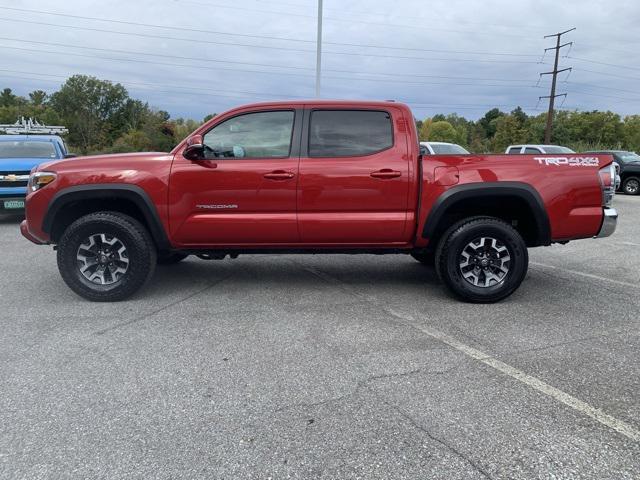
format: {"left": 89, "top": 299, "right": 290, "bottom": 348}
{"left": 477, "top": 108, "right": 505, "bottom": 139}
{"left": 28, "top": 90, "right": 48, "bottom": 106}
{"left": 50, "top": 75, "right": 130, "bottom": 152}
{"left": 0, "top": 88, "right": 17, "bottom": 107}
{"left": 623, "top": 115, "right": 640, "bottom": 152}
{"left": 425, "top": 121, "right": 459, "bottom": 143}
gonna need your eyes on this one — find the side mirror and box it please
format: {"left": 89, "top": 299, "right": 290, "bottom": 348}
{"left": 183, "top": 134, "right": 204, "bottom": 160}
{"left": 64, "top": 153, "right": 77, "bottom": 159}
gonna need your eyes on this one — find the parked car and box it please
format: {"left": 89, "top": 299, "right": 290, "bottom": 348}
{"left": 0, "top": 135, "right": 71, "bottom": 213}
{"left": 21, "top": 100, "right": 617, "bottom": 303}
{"left": 585, "top": 150, "right": 640, "bottom": 195}
{"left": 506, "top": 145, "right": 575, "bottom": 154}
{"left": 420, "top": 141, "right": 470, "bottom": 155}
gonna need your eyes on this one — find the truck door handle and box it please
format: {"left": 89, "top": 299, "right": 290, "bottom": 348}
{"left": 195, "top": 159, "right": 218, "bottom": 169}
{"left": 264, "top": 170, "right": 295, "bottom": 180}
{"left": 370, "top": 169, "right": 401, "bottom": 179}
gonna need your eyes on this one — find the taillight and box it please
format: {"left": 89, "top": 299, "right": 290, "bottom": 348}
{"left": 598, "top": 164, "right": 616, "bottom": 207}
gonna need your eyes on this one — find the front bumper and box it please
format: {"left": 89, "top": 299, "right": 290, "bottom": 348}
{"left": 20, "top": 219, "right": 46, "bottom": 245}
{"left": 595, "top": 208, "right": 617, "bottom": 238}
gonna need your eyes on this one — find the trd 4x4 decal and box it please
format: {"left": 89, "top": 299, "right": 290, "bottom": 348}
{"left": 534, "top": 156, "right": 600, "bottom": 167}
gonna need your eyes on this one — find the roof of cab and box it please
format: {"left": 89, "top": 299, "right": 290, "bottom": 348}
{"left": 224, "top": 99, "right": 409, "bottom": 110}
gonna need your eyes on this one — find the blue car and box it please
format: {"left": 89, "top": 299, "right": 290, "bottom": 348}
{"left": 0, "top": 135, "right": 71, "bottom": 213}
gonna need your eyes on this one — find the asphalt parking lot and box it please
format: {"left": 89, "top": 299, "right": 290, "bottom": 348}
{"left": 1, "top": 196, "right": 638, "bottom": 479}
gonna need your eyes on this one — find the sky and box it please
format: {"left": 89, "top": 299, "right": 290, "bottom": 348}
{"left": 0, "top": 0, "right": 639, "bottom": 121}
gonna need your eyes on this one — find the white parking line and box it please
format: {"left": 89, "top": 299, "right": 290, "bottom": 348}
{"left": 387, "top": 308, "right": 640, "bottom": 443}
{"left": 300, "top": 263, "right": 640, "bottom": 442}
{"left": 531, "top": 262, "right": 640, "bottom": 289}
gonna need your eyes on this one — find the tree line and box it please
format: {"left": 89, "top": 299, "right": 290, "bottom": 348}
{"left": 0, "top": 75, "right": 212, "bottom": 154}
{"left": 1, "top": 74, "right": 639, "bottom": 154}
{"left": 418, "top": 107, "right": 640, "bottom": 153}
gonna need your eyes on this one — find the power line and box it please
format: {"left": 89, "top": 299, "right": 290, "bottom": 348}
{"left": 0, "top": 10, "right": 540, "bottom": 59}
{"left": 173, "top": 0, "right": 538, "bottom": 39}
{"left": 0, "top": 35, "right": 543, "bottom": 82}
{"left": 572, "top": 67, "right": 640, "bottom": 83}
{"left": 563, "top": 81, "right": 640, "bottom": 97}
{"left": 0, "top": 45, "right": 549, "bottom": 90}
{"left": 0, "top": 69, "right": 307, "bottom": 98}
{"left": 566, "top": 56, "right": 640, "bottom": 72}
{"left": 563, "top": 89, "right": 640, "bottom": 102}
{"left": 0, "top": 37, "right": 314, "bottom": 72}
{"left": 0, "top": 38, "right": 546, "bottom": 85}
{"left": 539, "top": 28, "right": 574, "bottom": 143}
{"left": 0, "top": 6, "right": 315, "bottom": 43}
{"left": 0, "top": 17, "right": 313, "bottom": 55}
{"left": 0, "top": 71, "right": 539, "bottom": 114}
{"left": 0, "top": 17, "right": 548, "bottom": 65}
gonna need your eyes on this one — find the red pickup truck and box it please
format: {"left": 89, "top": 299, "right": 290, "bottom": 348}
{"left": 21, "top": 100, "right": 618, "bottom": 303}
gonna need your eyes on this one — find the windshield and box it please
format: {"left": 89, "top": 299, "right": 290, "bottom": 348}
{"left": 620, "top": 152, "right": 640, "bottom": 163}
{"left": 430, "top": 143, "right": 470, "bottom": 154}
{"left": 0, "top": 141, "right": 57, "bottom": 158}
{"left": 543, "top": 146, "right": 575, "bottom": 154}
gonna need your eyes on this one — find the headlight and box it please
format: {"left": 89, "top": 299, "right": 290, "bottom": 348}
{"left": 29, "top": 172, "right": 57, "bottom": 192}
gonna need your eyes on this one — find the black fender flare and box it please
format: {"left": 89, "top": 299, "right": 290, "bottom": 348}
{"left": 42, "top": 184, "right": 170, "bottom": 250}
{"left": 421, "top": 181, "right": 551, "bottom": 246}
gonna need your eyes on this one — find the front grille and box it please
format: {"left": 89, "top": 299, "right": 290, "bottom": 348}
{"left": 0, "top": 171, "right": 30, "bottom": 188}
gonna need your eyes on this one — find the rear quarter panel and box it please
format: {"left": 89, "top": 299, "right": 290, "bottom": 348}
{"left": 416, "top": 153, "right": 613, "bottom": 247}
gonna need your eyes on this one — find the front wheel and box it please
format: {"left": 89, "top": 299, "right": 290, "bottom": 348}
{"left": 57, "top": 212, "right": 157, "bottom": 301}
{"left": 435, "top": 217, "right": 528, "bottom": 303}
{"left": 622, "top": 177, "right": 640, "bottom": 195}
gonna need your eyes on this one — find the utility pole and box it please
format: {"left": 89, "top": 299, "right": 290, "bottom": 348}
{"left": 539, "top": 27, "right": 575, "bottom": 143}
{"left": 315, "top": 0, "right": 323, "bottom": 97}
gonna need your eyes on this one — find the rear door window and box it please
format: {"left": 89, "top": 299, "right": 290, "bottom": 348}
{"left": 308, "top": 110, "right": 393, "bottom": 157}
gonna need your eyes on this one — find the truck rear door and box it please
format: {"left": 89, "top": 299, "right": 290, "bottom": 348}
{"left": 297, "top": 106, "right": 411, "bottom": 245}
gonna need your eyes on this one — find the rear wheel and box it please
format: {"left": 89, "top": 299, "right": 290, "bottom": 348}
{"left": 622, "top": 176, "right": 639, "bottom": 195}
{"left": 57, "top": 212, "right": 156, "bottom": 301}
{"left": 435, "top": 217, "right": 528, "bottom": 303}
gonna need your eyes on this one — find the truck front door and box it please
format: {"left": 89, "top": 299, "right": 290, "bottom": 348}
{"left": 169, "top": 108, "right": 301, "bottom": 246}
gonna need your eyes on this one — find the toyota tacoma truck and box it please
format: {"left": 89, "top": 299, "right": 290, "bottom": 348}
{"left": 20, "top": 100, "right": 618, "bottom": 303}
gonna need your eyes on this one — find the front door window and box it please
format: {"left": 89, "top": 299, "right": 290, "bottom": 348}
{"left": 203, "top": 110, "right": 294, "bottom": 159}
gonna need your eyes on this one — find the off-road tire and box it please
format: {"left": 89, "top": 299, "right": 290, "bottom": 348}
{"left": 435, "top": 216, "right": 528, "bottom": 303}
{"left": 57, "top": 212, "right": 157, "bottom": 301}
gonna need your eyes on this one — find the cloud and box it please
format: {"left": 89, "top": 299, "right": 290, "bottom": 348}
{"left": 0, "top": 0, "right": 638, "bottom": 120}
